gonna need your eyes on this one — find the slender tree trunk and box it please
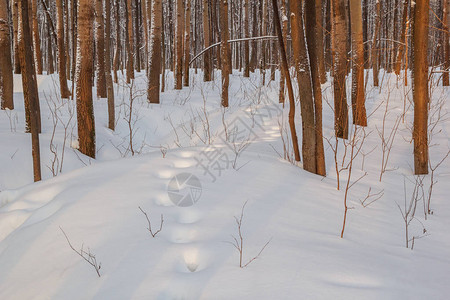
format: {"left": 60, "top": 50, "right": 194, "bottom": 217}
{"left": 18, "top": 0, "right": 41, "bottom": 181}
{"left": 113, "top": 0, "right": 120, "bottom": 83}
{"left": 443, "top": 0, "right": 449, "bottom": 86}
{"left": 272, "top": 0, "right": 300, "bottom": 162}
{"left": 126, "top": 0, "right": 135, "bottom": 82}
{"left": 305, "top": 0, "right": 326, "bottom": 176}
{"left": 13, "top": 0, "right": 21, "bottom": 73}
{"left": 56, "top": 0, "right": 71, "bottom": 98}
{"left": 315, "top": 0, "right": 327, "bottom": 83}
{"left": 105, "top": 0, "right": 115, "bottom": 130}
{"left": 219, "top": 0, "right": 230, "bottom": 107}
{"left": 291, "top": 0, "right": 317, "bottom": 173}
{"left": 134, "top": 0, "right": 141, "bottom": 72}
{"left": 412, "top": 0, "right": 429, "bottom": 175}
{"left": 349, "top": 0, "right": 367, "bottom": 126}
{"left": 142, "top": 0, "right": 148, "bottom": 76}
{"left": 95, "top": 0, "right": 106, "bottom": 97}
{"left": 174, "top": 0, "right": 184, "bottom": 89}
{"left": 243, "top": 0, "right": 249, "bottom": 77}
{"left": 372, "top": 0, "right": 381, "bottom": 87}
{"left": 202, "top": 0, "right": 211, "bottom": 81}
{"left": 278, "top": 0, "right": 288, "bottom": 104}
{"left": 0, "top": 0, "right": 14, "bottom": 110}
{"left": 46, "top": 1, "right": 54, "bottom": 74}
{"left": 394, "top": 0, "right": 410, "bottom": 76}
{"left": 184, "top": 0, "right": 190, "bottom": 86}
{"left": 32, "top": 0, "right": 42, "bottom": 74}
{"left": 76, "top": 0, "right": 96, "bottom": 158}
{"left": 332, "top": 0, "right": 349, "bottom": 139}
{"left": 148, "top": 0, "right": 162, "bottom": 103}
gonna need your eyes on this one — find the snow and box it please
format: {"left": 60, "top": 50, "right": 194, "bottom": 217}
{"left": 0, "top": 69, "right": 449, "bottom": 299}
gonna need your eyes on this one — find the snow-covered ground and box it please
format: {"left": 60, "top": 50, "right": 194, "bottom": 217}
{"left": 0, "top": 70, "right": 449, "bottom": 299}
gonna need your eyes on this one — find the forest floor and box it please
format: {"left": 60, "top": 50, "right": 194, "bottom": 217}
{"left": 0, "top": 70, "right": 449, "bottom": 299}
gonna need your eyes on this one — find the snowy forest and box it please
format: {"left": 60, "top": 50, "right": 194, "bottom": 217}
{"left": 0, "top": 0, "right": 449, "bottom": 299}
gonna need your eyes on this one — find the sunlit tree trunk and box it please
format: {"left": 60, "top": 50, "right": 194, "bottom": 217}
{"left": 202, "top": 0, "right": 211, "bottom": 81}
{"left": 174, "top": 0, "right": 184, "bottom": 89}
{"left": 95, "top": 0, "right": 106, "bottom": 98}
{"left": 105, "top": 0, "right": 115, "bottom": 130}
{"left": 76, "top": 0, "right": 96, "bottom": 158}
{"left": 18, "top": 0, "right": 41, "bottom": 181}
{"left": 219, "top": 0, "right": 230, "bottom": 107}
{"left": 32, "top": 0, "right": 42, "bottom": 74}
{"left": 126, "top": 0, "right": 135, "bottom": 83}
{"left": 184, "top": 0, "right": 190, "bottom": 86}
{"left": 0, "top": 0, "right": 14, "bottom": 110}
{"left": 412, "top": 0, "right": 429, "bottom": 175}
{"left": 56, "top": 0, "right": 71, "bottom": 98}
{"left": 148, "top": 0, "right": 162, "bottom": 103}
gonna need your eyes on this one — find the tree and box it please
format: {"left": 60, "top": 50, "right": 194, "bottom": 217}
{"left": 219, "top": 0, "right": 230, "bottom": 107}
{"left": 332, "top": 0, "right": 349, "bottom": 139}
{"left": 126, "top": 0, "right": 135, "bottom": 83}
{"left": 174, "top": 0, "right": 184, "bottom": 89}
{"left": 202, "top": 0, "right": 211, "bottom": 81}
{"left": 56, "top": 0, "right": 71, "bottom": 98}
{"left": 76, "top": 0, "right": 96, "bottom": 158}
{"left": 0, "top": 0, "right": 14, "bottom": 110}
{"left": 183, "top": 0, "right": 190, "bottom": 86}
{"left": 371, "top": 0, "right": 381, "bottom": 87}
{"left": 31, "top": 0, "right": 42, "bottom": 74}
{"left": 105, "top": 0, "right": 115, "bottom": 130}
{"left": 18, "top": 0, "right": 41, "bottom": 181}
{"left": 412, "top": 0, "right": 429, "bottom": 175}
{"left": 443, "top": 0, "right": 449, "bottom": 86}
{"left": 305, "top": 0, "right": 326, "bottom": 176}
{"left": 147, "top": 0, "right": 162, "bottom": 103}
{"left": 243, "top": 0, "right": 249, "bottom": 77}
{"left": 95, "top": 0, "right": 107, "bottom": 98}
{"left": 291, "top": 0, "right": 317, "bottom": 173}
{"left": 349, "top": 0, "right": 367, "bottom": 126}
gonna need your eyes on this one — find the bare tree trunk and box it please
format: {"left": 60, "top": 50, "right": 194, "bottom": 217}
{"left": 412, "top": 0, "right": 429, "bottom": 175}
{"left": 126, "top": 0, "right": 134, "bottom": 83}
{"left": 105, "top": 0, "right": 115, "bottom": 130}
{"left": 113, "top": 0, "right": 120, "bottom": 83}
{"left": 18, "top": 0, "right": 41, "bottom": 181}
{"left": 202, "top": 0, "right": 211, "bottom": 81}
{"left": 372, "top": 0, "right": 381, "bottom": 87}
{"left": 56, "top": 0, "right": 71, "bottom": 98}
{"left": 291, "top": 0, "right": 317, "bottom": 173}
{"left": 148, "top": 0, "right": 162, "bottom": 103}
{"left": 184, "top": 0, "right": 190, "bottom": 86}
{"left": 332, "top": 0, "right": 349, "bottom": 139}
{"left": 32, "top": 0, "right": 42, "bottom": 74}
{"left": 219, "top": 0, "right": 230, "bottom": 107}
{"left": 272, "top": 0, "right": 300, "bottom": 162}
{"left": 305, "top": 0, "right": 326, "bottom": 176}
{"left": 142, "top": 0, "right": 149, "bottom": 76}
{"left": 349, "top": 0, "right": 367, "bottom": 126}
{"left": 174, "top": 0, "right": 184, "bottom": 89}
{"left": 394, "top": 0, "right": 410, "bottom": 75}
{"left": 0, "top": 0, "right": 14, "bottom": 110}
{"left": 95, "top": 0, "right": 106, "bottom": 98}
{"left": 278, "top": 0, "right": 287, "bottom": 104}
{"left": 243, "top": 0, "right": 249, "bottom": 77}
{"left": 13, "top": 0, "right": 21, "bottom": 73}
{"left": 76, "top": 0, "right": 96, "bottom": 158}
{"left": 134, "top": 0, "right": 141, "bottom": 72}
{"left": 443, "top": 0, "right": 449, "bottom": 86}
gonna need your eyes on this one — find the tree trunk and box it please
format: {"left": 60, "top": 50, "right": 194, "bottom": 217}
{"left": 202, "top": 0, "right": 211, "bottom": 81}
{"left": 219, "top": 0, "right": 230, "bottom": 107}
{"left": 291, "top": 0, "right": 317, "bottom": 173}
{"left": 243, "top": 0, "right": 249, "bottom": 77}
{"left": 332, "top": 0, "right": 349, "bottom": 139}
{"left": 105, "top": 0, "right": 115, "bottom": 130}
{"left": 76, "top": 0, "right": 96, "bottom": 158}
{"left": 443, "top": 0, "right": 449, "bottom": 86}
{"left": 13, "top": 0, "right": 21, "bottom": 73}
{"left": 56, "top": 0, "right": 71, "bottom": 98}
{"left": 18, "top": 0, "right": 41, "bottom": 181}
{"left": 126, "top": 0, "right": 135, "bottom": 83}
{"left": 412, "top": 0, "right": 429, "bottom": 175}
{"left": 32, "top": 0, "right": 42, "bottom": 74}
{"left": 184, "top": 0, "right": 190, "bottom": 86}
{"left": 113, "top": 0, "right": 120, "bottom": 83}
{"left": 0, "top": 0, "right": 14, "bottom": 110}
{"left": 148, "top": 0, "right": 162, "bottom": 103}
{"left": 272, "top": 0, "right": 300, "bottom": 162}
{"left": 394, "top": 0, "right": 410, "bottom": 76}
{"left": 95, "top": 0, "right": 106, "bottom": 98}
{"left": 305, "top": 0, "right": 326, "bottom": 176}
{"left": 372, "top": 0, "right": 381, "bottom": 87}
{"left": 174, "top": 0, "right": 184, "bottom": 89}
{"left": 349, "top": 0, "right": 367, "bottom": 126}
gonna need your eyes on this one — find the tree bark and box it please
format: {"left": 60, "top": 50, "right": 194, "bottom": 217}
{"left": 13, "top": 0, "right": 21, "bottom": 73}
{"left": 174, "top": 0, "right": 184, "bottom": 89}
{"left": 95, "top": 0, "right": 106, "bottom": 98}
{"left": 332, "top": 0, "right": 349, "bottom": 139}
{"left": 18, "top": 0, "right": 41, "bottom": 181}
{"left": 76, "top": 0, "right": 96, "bottom": 158}
{"left": 219, "top": 0, "right": 230, "bottom": 107}
{"left": 0, "top": 0, "right": 14, "bottom": 110}
{"left": 184, "top": 0, "right": 191, "bottom": 86}
{"left": 243, "top": 0, "right": 249, "bottom": 77}
{"left": 32, "top": 0, "right": 42, "bottom": 74}
{"left": 56, "top": 0, "right": 71, "bottom": 98}
{"left": 372, "top": 0, "right": 381, "bottom": 87}
{"left": 349, "top": 0, "right": 367, "bottom": 126}
{"left": 105, "top": 0, "right": 115, "bottom": 130}
{"left": 443, "top": 0, "right": 449, "bottom": 86}
{"left": 126, "top": 0, "right": 135, "bottom": 83}
{"left": 412, "top": 0, "right": 429, "bottom": 175}
{"left": 148, "top": 0, "right": 162, "bottom": 103}
{"left": 202, "top": 0, "right": 211, "bottom": 81}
